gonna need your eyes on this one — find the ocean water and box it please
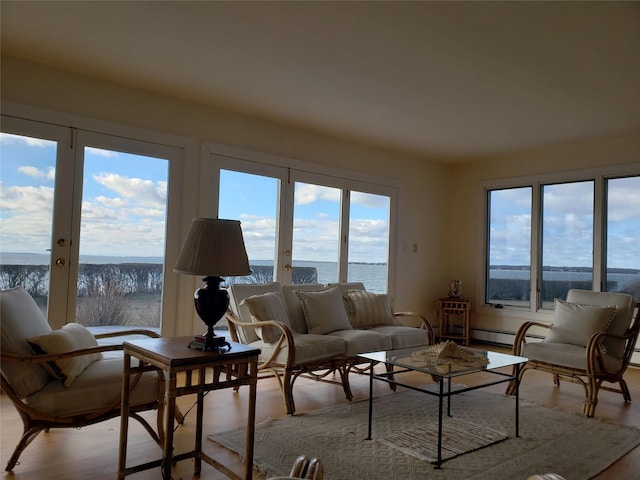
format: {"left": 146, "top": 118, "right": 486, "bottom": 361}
{"left": 3, "top": 253, "right": 637, "bottom": 293}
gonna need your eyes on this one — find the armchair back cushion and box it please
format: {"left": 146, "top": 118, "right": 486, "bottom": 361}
{"left": 27, "top": 323, "right": 103, "bottom": 387}
{"left": 544, "top": 298, "right": 616, "bottom": 348}
{"left": 0, "top": 287, "right": 52, "bottom": 398}
{"left": 566, "top": 289, "right": 635, "bottom": 358}
{"left": 242, "top": 292, "right": 293, "bottom": 343}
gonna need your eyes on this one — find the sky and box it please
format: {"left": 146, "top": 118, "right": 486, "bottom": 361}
{"left": 0, "top": 132, "right": 390, "bottom": 264}
{"left": 1, "top": 132, "right": 638, "bottom": 269}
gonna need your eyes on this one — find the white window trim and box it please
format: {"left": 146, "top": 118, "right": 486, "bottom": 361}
{"left": 480, "top": 162, "right": 640, "bottom": 317}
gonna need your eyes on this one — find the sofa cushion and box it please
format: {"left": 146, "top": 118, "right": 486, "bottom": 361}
{"left": 326, "top": 329, "right": 391, "bottom": 355}
{"left": 544, "top": 299, "right": 616, "bottom": 348}
{"left": 281, "top": 284, "right": 326, "bottom": 333}
{"left": 229, "top": 283, "right": 283, "bottom": 344}
{"left": 342, "top": 290, "right": 399, "bottom": 328}
{"left": 253, "top": 332, "right": 346, "bottom": 365}
{"left": 242, "top": 292, "right": 292, "bottom": 343}
{"left": 295, "top": 286, "right": 353, "bottom": 335}
{"left": 0, "top": 287, "right": 53, "bottom": 398}
{"left": 28, "top": 323, "right": 103, "bottom": 387}
{"left": 367, "top": 325, "right": 431, "bottom": 349}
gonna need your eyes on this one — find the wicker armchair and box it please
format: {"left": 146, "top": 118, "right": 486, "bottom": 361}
{"left": 506, "top": 289, "right": 639, "bottom": 417}
{"left": 0, "top": 287, "right": 168, "bottom": 471}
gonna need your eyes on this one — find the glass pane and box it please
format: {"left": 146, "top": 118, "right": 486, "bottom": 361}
{"left": 76, "top": 147, "right": 168, "bottom": 329}
{"left": 0, "top": 133, "right": 56, "bottom": 317}
{"left": 292, "top": 182, "right": 341, "bottom": 284}
{"left": 605, "top": 176, "right": 640, "bottom": 302}
{"left": 347, "top": 191, "right": 390, "bottom": 293}
{"left": 541, "top": 181, "right": 594, "bottom": 308}
{"left": 486, "top": 187, "right": 532, "bottom": 307}
{"left": 218, "top": 169, "right": 279, "bottom": 285}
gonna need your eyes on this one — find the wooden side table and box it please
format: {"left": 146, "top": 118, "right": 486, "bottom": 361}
{"left": 118, "top": 336, "right": 260, "bottom": 480}
{"left": 437, "top": 298, "right": 471, "bottom": 345}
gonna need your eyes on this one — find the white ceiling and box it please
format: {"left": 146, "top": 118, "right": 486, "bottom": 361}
{"left": 2, "top": 1, "right": 639, "bottom": 161}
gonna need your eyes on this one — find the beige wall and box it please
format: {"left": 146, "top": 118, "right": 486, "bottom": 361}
{"left": 1, "top": 55, "right": 451, "bottom": 328}
{"left": 3, "top": 55, "right": 638, "bottom": 340}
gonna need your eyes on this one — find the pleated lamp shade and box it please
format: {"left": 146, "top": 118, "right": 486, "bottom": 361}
{"left": 174, "top": 218, "right": 251, "bottom": 277}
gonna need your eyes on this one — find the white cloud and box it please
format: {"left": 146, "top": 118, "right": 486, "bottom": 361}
{"left": 295, "top": 183, "right": 340, "bottom": 205}
{"left": 85, "top": 147, "right": 118, "bottom": 158}
{"left": 93, "top": 173, "right": 167, "bottom": 208}
{"left": 17, "top": 165, "right": 56, "bottom": 180}
{"left": 0, "top": 133, "right": 55, "bottom": 148}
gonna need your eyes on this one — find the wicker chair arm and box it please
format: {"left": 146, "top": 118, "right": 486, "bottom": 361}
{"left": 1, "top": 344, "right": 124, "bottom": 364}
{"left": 512, "top": 321, "right": 552, "bottom": 356}
{"left": 94, "top": 328, "right": 161, "bottom": 340}
{"left": 586, "top": 304, "right": 640, "bottom": 376}
{"left": 393, "top": 311, "right": 435, "bottom": 344}
{"left": 225, "top": 310, "right": 297, "bottom": 366}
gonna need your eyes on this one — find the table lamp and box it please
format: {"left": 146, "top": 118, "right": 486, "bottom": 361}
{"left": 174, "top": 218, "right": 251, "bottom": 351}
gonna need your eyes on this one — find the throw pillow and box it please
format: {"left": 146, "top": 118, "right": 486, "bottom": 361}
{"left": 295, "top": 286, "right": 353, "bottom": 335}
{"left": 242, "top": 292, "right": 292, "bottom": 343}
{"left": 343, "top": 290, "right": 399, "bottom": 328}
{"left": 27, "top": 323, "right": 103, "bottom": 387}
{"left": 544, "top": 298, "right": 617, "bottom": 348}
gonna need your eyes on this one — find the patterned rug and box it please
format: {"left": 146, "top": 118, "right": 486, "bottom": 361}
{"left": 209, "top": 387, "right": 640, "bottom": 480}
{"left": 381, "top": 418, "right": 507, "bottom": 463}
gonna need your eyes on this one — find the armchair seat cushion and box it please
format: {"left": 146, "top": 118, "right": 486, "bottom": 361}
{"left": 522, "top": 342, "right": 623, "bottom": 373}
{"left": 24, "top": 354, "right": 159, "bottom": 417}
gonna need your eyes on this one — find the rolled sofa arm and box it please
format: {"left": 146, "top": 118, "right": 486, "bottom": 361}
{"left": 393, "top": 311, "right": 435, "bottom": 345}
{"left": 225, "top": 309, "right": 297, "bottom": 367}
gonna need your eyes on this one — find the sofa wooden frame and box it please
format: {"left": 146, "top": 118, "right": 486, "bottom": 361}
{"left": 225, "top": 309, "right": 434, "bottom": 415}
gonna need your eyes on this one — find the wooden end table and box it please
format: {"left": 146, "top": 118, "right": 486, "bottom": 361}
{"left": 117, "top": 336, "right": 260, "bottom": 479}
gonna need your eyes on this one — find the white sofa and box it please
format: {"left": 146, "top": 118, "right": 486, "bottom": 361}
{"left": 225, "top": 282, "right": 434, "bottom": 414}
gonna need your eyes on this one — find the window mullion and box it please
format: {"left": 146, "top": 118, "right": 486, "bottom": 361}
{"left": 531, "top": 183, "right": 541, "bottom": 312}
{"left": 593, "top": 176, "right": 605, "bottom": 292}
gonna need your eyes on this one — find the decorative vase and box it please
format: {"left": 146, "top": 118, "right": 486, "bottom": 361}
{"left": 448, "top": 279, "right": 462, "bottom": 298}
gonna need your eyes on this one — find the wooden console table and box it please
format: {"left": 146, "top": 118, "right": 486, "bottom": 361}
{"left": 437, "top": 298, "right": 471, "bottom": 345}
{"left": 118, "top": 336, "right": 260, "bottom": 480}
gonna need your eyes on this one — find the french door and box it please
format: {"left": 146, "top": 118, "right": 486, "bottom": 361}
{"left": 1, "top": 116, "right": 176, "bottom": 329}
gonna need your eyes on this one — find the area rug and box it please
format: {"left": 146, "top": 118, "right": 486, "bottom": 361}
{"left": 380, "top": 418, "right": 507, "bottom": 463}
{"left": 208, "top": 388, "right": 640, "bottom": 480}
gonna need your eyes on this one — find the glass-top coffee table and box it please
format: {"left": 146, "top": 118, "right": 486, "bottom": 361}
{"left": 359, "top": 346, "right": 528, "bottom": 468}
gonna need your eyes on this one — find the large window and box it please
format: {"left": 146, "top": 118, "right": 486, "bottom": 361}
{"left": 486, "top": 174, "right": 640, "bottom": 309}
{"left": 213, "top": 154, "right": 395, "bottom": 293}
{"left": 540, "top": 181, "right": 594, "bottom": 308}
{"left": 486, "top": 187, "right": 532, "bottom": 307}
{"left": 605, "top": 177, "right": 640, "bottom": 300}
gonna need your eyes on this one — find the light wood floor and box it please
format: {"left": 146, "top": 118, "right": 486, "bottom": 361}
{"left": 2, "top": 345, "right": 638, "bottom": 480}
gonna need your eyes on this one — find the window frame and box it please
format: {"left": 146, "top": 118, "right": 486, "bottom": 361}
{"left": 203, "top": 141, "right": 399, "bottom": 294}
{"left": 482, "top": 164, "right": 640, "bottom": 313}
